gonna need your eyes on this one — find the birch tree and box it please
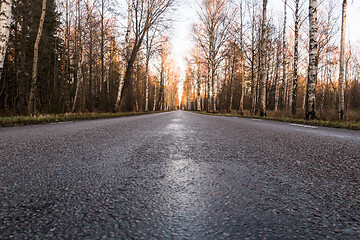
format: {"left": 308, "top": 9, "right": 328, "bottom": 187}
{"left": 114, "top": 0, "right": 133, "bottom": 111}
{"left": 248, "top": 1, "right": 257, "bottom": 115}
{"left": 338, "top": 0, "right": 347, "bottom": 120}
{"left": 72, "top": 0, "right": 84, "bottom": 113}
{"left": 274, "top": 46, "right": 280, "bottom": 111}
{"left": 226, "top": 40, "right": 237, "bottom": 111}
{"left": 85, "top": 0, "right": 96, "bottom": 110}
{"left": 194, "top": 41, "right": 203, "bottom": 111}
{"left": 259, "top": 0, "right": 267, "bottom": 116}
{"left": 0, "top": 0, "right": 12, "bottom": 80}
{"left": 280, "top": 0, "right": 287, "bottom": 110}
{"left": 100, "top": 0, "right": 105, "bottom": 101}
{"left": 157, "top": 37, "right": 170, "bottom": 110}
{"left": 28, "top": 0, "right": 47, "bottom": 115}
{"left": 238, "top": 0, "right": 245, "bottom": 115}
{"left": 145, "top": 30, "right": 151, "bottom": 112}
{"left": 144, "top": 25, "right": 162, "bottom": 112}
{"left": 189, "top": 33, "right": 204, "bottom": 111}
{"left": 117, "top": 0, "right": 175, "bottom": 112}
{"left": 306, "top": 0, "right": 318, "bottom": 120}
{"left": 196, "top": 0, "right": 234, "bottom": 112}
{"left": 291, "top": 0, "right": 301, "bottom": 115}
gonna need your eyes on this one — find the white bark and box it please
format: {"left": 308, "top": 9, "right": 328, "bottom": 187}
{"left": 153, "top": 84, "right": 157, "bottom": 111}
{"left": 100, "top": 0, "right": 105, "bottom": 96}
{"left": 291, "top": 0, "right": 300, "bottom": 115}
{"left": 259, "top": 0, "right": 268, "bottom": 116}
{"left": 145, "top": 66, "right": 149, "bottom": 111}
{"left": 145, "top": 31, "right": 150, "bottom": 112}
{"left": 306, "top": 0, "right": 318, "bottom": 120}
{"left": 196, "top": 63, "right": 201, "bottom": 111}
{"left": 28, "top": 0, "right": 47, "bottom": 115}
{"left": 197, "top": 89, "right": 201, "bottom": 110}
{"left": 274, "top": 39, "right": 280, "bottom": 111}
{"left": 338, "top": 0, "right": 347, "bottom": 120}
{"left": 114, "top": 0, "right": 133, "bottom": 111}
{"left": 207, "top": 63, "right": 210, "bottom": 112}
{"left": 144, "top": 26, "right": 159, "bottom": 112}
{"left": 72, "top": 42, "right": 85, "bottom": 113}
{"left": 249, "top": 4, "right": 256, "bottom": 115}
{"left": 229, "top": 43, "right": 235, "bottom": 111}
{"left": 212, "top": 69, "right": 216, "bottom": 112}
{"left": 281, "top": 0, "right": 287, "bottom": 110}
{"left": 0, "top": 0, "right": 12, "bottom": 80}
{"left": 72, "top": 0, "right": 83, "bottom": 113}
{"left": 239, "top": 0, "right": 245, "bottom": 115}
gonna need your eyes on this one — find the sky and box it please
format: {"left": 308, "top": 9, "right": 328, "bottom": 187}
{"left": 169, "top": 0, "right": 360, "bottom": 98}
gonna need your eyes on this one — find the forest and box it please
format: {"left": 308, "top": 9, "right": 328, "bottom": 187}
{"left": 0, "top": 0, "right": 179, "bottom": 116}
{"left": 0, "top": 0, "right": 359, "bottom": 122}
{"left": 181, "top": 0, "right": 359, "bottom": 121}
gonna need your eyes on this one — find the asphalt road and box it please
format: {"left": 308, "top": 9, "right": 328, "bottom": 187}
{"left": 0, "top": 111, "right": 359, "bottom": 239}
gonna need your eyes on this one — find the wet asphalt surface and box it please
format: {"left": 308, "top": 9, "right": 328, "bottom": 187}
{"left": 0, "top": 111, "right": 359, "bottom": 239}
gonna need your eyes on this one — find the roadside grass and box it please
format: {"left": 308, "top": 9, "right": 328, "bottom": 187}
{"left": 0, "top": 111, "right": 168, "bottom": 127}
{"left": 191, "top": 110, "right": 360, "bottom": 131}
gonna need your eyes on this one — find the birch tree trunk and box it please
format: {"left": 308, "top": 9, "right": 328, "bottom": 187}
{"left": 28, "top": 0, "right": 47, "bottom": 116}
{"left": 202, "top": 83, "right": 205, "bottom": 110}
{"left": 338, "top": 0, "right": 347, "bottom": 120}
{"left": 259, "top": 0, "right": 268, "bottom": 116}
{"left": 250, "top": 5, "right": 256, "bottom": 115}
{"left": 64, "top": 0, "right": 70, "bottom": 112}
{"left": 207, "top": 63, "right": 210, "bottom": 112}
{"left": 306, "top": 0, "right": 318, "bottom": 120}
{"left": 145, "top": 32, "right": 150, "bottom": 112}
{"left": 291, "top": 0, "right": 300, "bottom": 115}
{"left": 144, "top": 27, "right": 158, "bottom": 112}
{"left": 114, "top": 0, "right": 133, "bottom": 111}
{"left": 100, "top": 0, "right": 105, "bottom": 102}
{"left": 303, "top": 74, "right": 307, "bottom": 110}
{"left": 229, "top": 51, "right": 235, "bottom": 111}
{"left": 72, "top": 0, "right": 83, "bottom": 113}
{"left": 0, "top": 0, "right": 12, "bottom": 80}
{"left": 211, "top": 68, "right": 216, "bottom": 112}
{"left": 274, "top": 38, "right": 280, "bottom": 111}
{"left": 158, "top": 58, "right": 165, "bottom": 111}
{"left": 288, "top": 67, "right": 293, "bottom": 110}
{"left": 229, "top": 70, "right": 234, "bottom": 111}
{"left": 72, "top": 42, "right": 85, "bottom": 113}
{"left": 281, "top": 0, "right": 287, "bottom": 110}
{"left": 239, "top": 0, "right": 245, "bottom": 115}
{"left": 153, "top": 84, "right": 157, "bottom": 111}
{"left": 145, "top": 62, "right": 149, "bottom": 112}
{"left": 196, "top": 66, "right": 201, "bottom": 111}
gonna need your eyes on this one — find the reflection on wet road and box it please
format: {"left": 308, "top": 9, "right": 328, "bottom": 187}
{"left": 162, "top": 117, "right": 208, "bottom": 238}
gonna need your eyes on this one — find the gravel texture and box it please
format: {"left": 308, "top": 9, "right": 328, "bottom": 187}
{"left": 0, "top": 111, "right": 359, "bottom": 239}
